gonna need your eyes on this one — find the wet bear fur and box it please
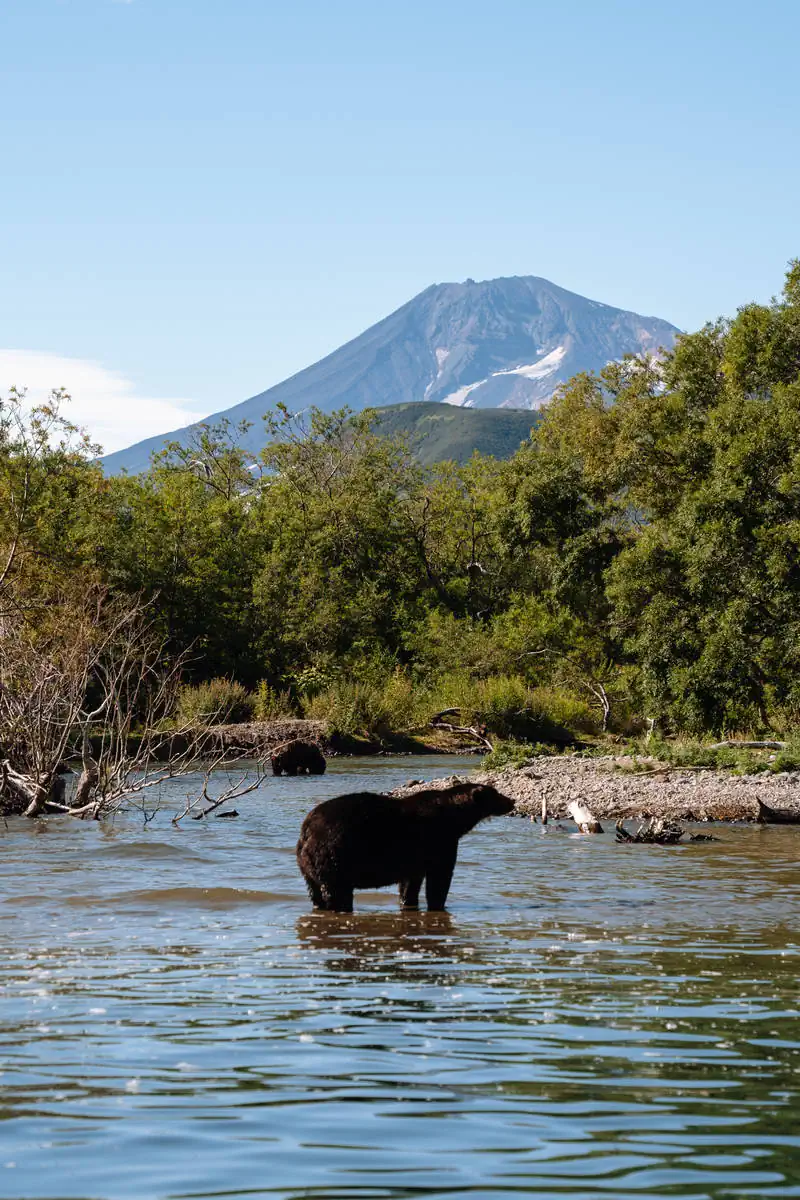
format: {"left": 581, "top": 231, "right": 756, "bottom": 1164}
{"left": 271, "top": 739, "right": 326, "bottom": 777}
{"left": 296, "top": 781, "right": 514, "bottom": 912}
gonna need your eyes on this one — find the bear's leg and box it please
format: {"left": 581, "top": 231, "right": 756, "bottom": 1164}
{"left": 322, "top": 884, "right": 354, "bottom": 913}
{"left": 286, "top": 765, "right": 298, "bottom": 776}
{"left": 399, "top": 873, "right": 424, "bottom": 909}
{"left": 425, "top": 841, "right": 458, "bottom": 911}
{"left": 304, "top": 876, "right": 327, "bottom": 909}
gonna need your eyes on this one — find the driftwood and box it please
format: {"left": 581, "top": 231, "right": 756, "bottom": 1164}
{"left": 616, "top": 817, "right": 684, "bottom": 844}
{"left": 429, "top": 708, "right": 493, "bottom": 751}
{"left": 708, "top": 740, "right": 787, "bottom": 751}
{"left": 756, "top": 798, "right": 800, "bottom": 825}
{"left": 567, "top": 800, "right": 603, "bottom": 833}
{"left": 624, "top": 763, "right": 714, "bottom": 777}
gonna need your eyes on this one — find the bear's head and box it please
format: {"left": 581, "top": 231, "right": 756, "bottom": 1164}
{"left": 467, "top": 784, "right": 515, "bottom": 817}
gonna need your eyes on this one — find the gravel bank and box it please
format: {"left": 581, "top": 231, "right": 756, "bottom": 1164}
{"left": 396, "top": 755, "right": 800, "bottom": 822}
{"left": 212, "top": 720, "right": 330, "bottom": 755}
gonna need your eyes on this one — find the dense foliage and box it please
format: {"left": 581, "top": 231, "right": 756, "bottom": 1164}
{"left": 3, "top": 263, "right": 800, "bottom": 742}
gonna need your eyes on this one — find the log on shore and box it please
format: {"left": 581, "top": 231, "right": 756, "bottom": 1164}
{"left": 756, "top": 798, "right": 800, "bottom": 825}
{"left": 708, "top": 740, "right": 787, "bottom": 751}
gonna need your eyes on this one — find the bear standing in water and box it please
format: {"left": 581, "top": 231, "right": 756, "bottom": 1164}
{"left": 271, "top": 739, "right": 326, "bottom": 776}
{"left": 296, "top": 782, "right": 514, "bottom": 912}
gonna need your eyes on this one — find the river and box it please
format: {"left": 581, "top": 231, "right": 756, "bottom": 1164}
{"left": 1, "top": 755, "right": 799, "bottom": 1198}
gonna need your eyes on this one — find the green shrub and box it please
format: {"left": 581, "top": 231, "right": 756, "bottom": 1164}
{"left": 303, "top": 667, "right": 600, "bottom": 746}
{"left": 177, "top": 678, "right": 254, "bottom": 727}
{"left": 253, "top": 682, "right": 296, "bottom": 721}
{"left": 293, "top": 664, "right": 335, "bottom": 699}
{"left": 304, "top": 669, "right": 434, "bottom": 740}
{"left": 482, "top": 740, "right": 537, "bottom": 770}
{"left": 528, "top": 687, "right": 598, "bottom": 735}
{"left": 433, "top": 674, "right": 598, "bottom": 743}
{"left": 305, "top": 679, "right": 390, "bottom": 739}
{"left": 769, "top": 745, "right": 800, "bottom": 773}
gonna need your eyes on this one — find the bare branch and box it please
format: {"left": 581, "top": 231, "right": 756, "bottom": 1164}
{"left": 172, "top": 760, "right": 269, "bottom": 824}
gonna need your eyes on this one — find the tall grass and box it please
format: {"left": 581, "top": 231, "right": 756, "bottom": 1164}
{"left": 253, "top": 682, "right": 296, "bottom": 721}
{"left": 304, "top": 672, "right": 424, "bottom": 739}
{"left": 176, "top": 678, "right": 255, "bottom": 726}
{"left": 304, "top": 668, "right": 598, "bottom": 744}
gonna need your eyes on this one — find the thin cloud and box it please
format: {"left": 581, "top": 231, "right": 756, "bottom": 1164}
{"left": 0, "top": 349, "right": 206, "bottom": 455}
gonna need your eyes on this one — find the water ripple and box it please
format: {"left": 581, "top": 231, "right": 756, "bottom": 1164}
{"left": 1, "top": 756, "right": 799, "bottom": 1198}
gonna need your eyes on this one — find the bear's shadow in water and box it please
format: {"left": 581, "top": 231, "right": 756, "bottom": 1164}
{"left": 295, "top": 909, "right": 477, "bottom": 977}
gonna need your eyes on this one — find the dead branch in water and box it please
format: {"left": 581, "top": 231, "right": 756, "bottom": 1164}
{"left": 616, "top": 817, "right": 684, "bottom": 844}
{"left": 173, "top": 761, "right": 269, "bottom": 824}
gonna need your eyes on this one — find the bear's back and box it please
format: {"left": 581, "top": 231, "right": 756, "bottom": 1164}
{"left": 300, "top": 791, "right": 409, "bottom": 840}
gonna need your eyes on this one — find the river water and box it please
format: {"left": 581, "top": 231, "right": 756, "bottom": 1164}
{"left": 1, "top": 755, "right": 799, "bottom": 1199}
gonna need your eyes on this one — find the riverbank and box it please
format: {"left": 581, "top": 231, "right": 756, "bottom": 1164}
{"left": 395, "top": 754, "right": 800, "bottom": 822}
{"left": 206, "top": 719, "right": 486, "bottom": 757}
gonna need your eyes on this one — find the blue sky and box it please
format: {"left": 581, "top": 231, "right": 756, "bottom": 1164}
{"left": 1, "top": 0, "right": 798, "bottom": 449}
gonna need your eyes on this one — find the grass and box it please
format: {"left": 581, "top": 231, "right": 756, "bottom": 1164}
{"left": 253, "top": 682, "right": 296, "bottom": 722}
{"left": 176, "top": 678, "right": 255, "bottom": 726}
{"left": 303, "top": 670, "right": 599, "bottom": 746}
{"left": 620, "top": 734, "right": 800, "bottom": 775}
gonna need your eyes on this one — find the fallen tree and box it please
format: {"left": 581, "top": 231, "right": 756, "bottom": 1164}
{"left": 429, "top": 708, "right": 494, "bottom": 751}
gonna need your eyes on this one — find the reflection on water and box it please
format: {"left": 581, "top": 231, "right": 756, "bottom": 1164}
{"left": 1, "top": 755, "right": 799, "bottom": 1199}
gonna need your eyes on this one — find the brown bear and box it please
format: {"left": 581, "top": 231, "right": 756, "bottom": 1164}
{"left": 270, "top": 739, "right": 327, "bottom": 777}
{"left": 296, "top": 781, "right": 514, "bottom": 912}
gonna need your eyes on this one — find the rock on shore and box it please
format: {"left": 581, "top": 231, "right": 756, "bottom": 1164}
{"left": 394, "top": 755, "right": 800, "bottom": 822}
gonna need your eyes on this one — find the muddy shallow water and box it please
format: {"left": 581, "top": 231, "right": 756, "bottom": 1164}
{"left": 1, "top": 755, "right": 799, "bottom": 1199}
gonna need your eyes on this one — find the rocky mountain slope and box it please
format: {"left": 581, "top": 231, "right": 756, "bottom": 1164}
{"left": 104, "top": 276, "right": 679, "bottom": 474}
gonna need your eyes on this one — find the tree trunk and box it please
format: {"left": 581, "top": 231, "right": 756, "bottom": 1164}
{"left": 567, "top": 800, "right": 603, "bottom": 834}
{"left": 1, "top": 760, "right": 52, "bottom": 817}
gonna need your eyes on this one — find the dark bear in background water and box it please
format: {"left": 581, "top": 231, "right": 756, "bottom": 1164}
{"left": 271, "top": 739, "right": 326, "bottom": 777}
{"left": 296, "top": 782, "right": 514, "bottom": 912}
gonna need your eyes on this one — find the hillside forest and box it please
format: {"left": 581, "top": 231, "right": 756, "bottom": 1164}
{"left": 2, "top": 262, "right": 800, "bottom": 772}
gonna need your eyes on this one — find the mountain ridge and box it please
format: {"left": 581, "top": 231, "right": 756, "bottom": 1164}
{"left": 103, "top": 275, "right": 680, "bottom": 474}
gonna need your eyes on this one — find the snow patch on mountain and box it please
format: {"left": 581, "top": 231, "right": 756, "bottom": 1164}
{"left": 440, "top": 345, "right": 566, "bottom": 406}
{"left": 441, "top": 379, "right": 487, "bottom": 407}
{"left": 494, "top": 345, "right": 566, "bottom": 380}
